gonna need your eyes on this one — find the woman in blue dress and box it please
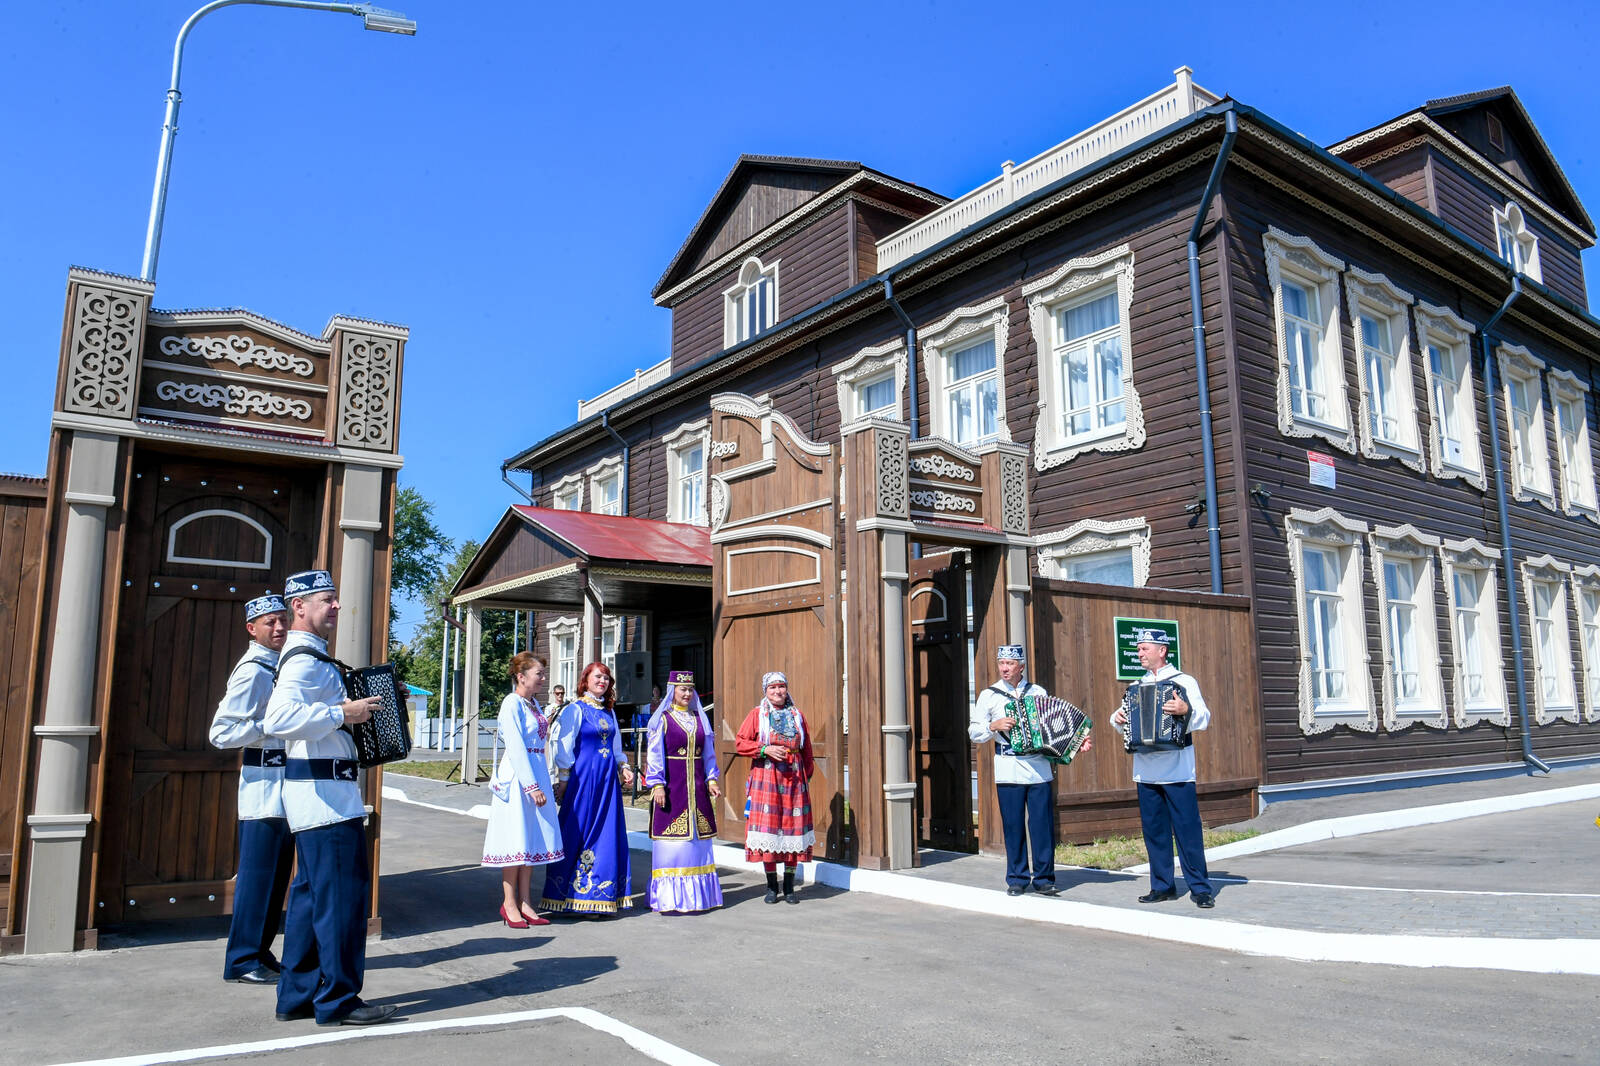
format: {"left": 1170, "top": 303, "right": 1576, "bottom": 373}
{"left": 540, "top": 661, "right": 636, "bottom": 914}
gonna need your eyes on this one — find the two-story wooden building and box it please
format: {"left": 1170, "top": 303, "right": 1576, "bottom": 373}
{"left": 452, "top": 70, "right": 1600, "bottom": 869}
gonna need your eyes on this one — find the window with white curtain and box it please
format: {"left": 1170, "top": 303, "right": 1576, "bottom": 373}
{"left": 664, "top": 419, "right": 709, "bottom": 526}
{"left": 1288, "top": 508, "right": 1373, "bottom": 733}
{"left": 1265, "top": 229, "right": 1354, "bottom": 453}
{"left": 724, "top": 256, "right": 779, "bottom": 347}
{"left": 548, "top": 618, "right": 579, "bottom": 695}
{"left": 592, "top": 472, "right": 621, "bottom": 515}
{"left": 1361, "top": 313, "right": 1403, "bottom": 443}
{"left": 601, "top": 617, "right": 622, "bottom": 674}
{"left": 1346, "top": 269, "right": 1421, "bottom": 467}
{"left": 1523, "top": 556, "right": 1576, "bottom": 722}
{"left": 1416, "top": 303, "right": 1483, "bottom": 486}
{"left": 551, "top": 474, "right": 582, "bottom": 511}
{"left": 1371, "top": 526, "right": 1445, "bottom": 728}
{"left": 1055, "top": 288, "right": 1125, "bottom": 442}
{"left": 1441, "top": 540, "right": 1508, "bottom": 727}
{"left": 855, "top": 372, "right": 897, "bottom": 419}
{"left": 1036, "top": 516, "right": 1150, "bottom": 587}
{"left": 944, "top": 336, "right": 1000, "bottom": 446}
{"left": 1498, "top": 345, "right": 1553, "bottom": 504}
{"left": 1549, "top": 370, "right": 1596, "bottom": 517}
{"left": 1494, "top": 203, "right": 1542, "bottom": 282}
{"left": 1575, "top": 575, "right": 1600, "bottom": 720}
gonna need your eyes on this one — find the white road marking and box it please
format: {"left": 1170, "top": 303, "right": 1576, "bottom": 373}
{"left": 380, "top": 778, "right": 1600, "bottom": 975}
{"left": 51, "top": 1006, "right": 723, "bottom": 1066}
{"left": 1207, "top": 876, "right": 1600, "bottom": 898}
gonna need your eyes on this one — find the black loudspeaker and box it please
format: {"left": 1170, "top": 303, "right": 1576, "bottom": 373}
{"left": 613, "top": 651, "right": 653, "bottom": 705}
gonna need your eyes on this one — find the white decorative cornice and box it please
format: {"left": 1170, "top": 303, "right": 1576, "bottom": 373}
{"left": 833, "top": 338, "right": 907, "bottom": 424}
{"left": 153, "top": 380, "right": 312, "bottom": 420}
{"left": 157, "top": 333, "right": 316, "bottom": 377}
{"left": 1035, "top": 516, "right": 1150, "bottom": 586}
{"left": 150, "top": 311, "right": 332, "bottom": 355}
{"left": 919, "top": 296, "right": 1014, "bottom": 444}
{"left": 49, "top": 410, "right": 404, "bottom": 469}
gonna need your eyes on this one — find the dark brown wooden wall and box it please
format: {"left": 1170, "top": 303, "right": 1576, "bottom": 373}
{"left": 686, "top": 169, "right": 842, "bottom": 275}
{"left": 1426, "top": 147, "right": 1587, "bottom": 306}
{"left": 0, "top": 479, "right": 47, "bottom": 937}
{"left": 668, "top": 203, "right": 855, "bottom": 372}
{"left": 1222, "top": 166, "right": 1600, "bottom": 783}
{"left": 1353, "top": 144, "right": 1434, "bottom": 213}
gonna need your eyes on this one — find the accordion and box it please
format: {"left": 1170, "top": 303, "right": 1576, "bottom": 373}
{"left": 1006, "top": 693, "right": 1092, "bottom": 765}
{"left": 343, "top": 663, "right": 412, "bottom": 768}
{"left": 1120, "top": 679, "right": 1193, "bottom": 754}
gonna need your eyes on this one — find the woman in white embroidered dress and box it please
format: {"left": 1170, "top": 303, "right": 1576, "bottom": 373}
{"left": 481, "top": 652, "right": 563, "bottom": 928}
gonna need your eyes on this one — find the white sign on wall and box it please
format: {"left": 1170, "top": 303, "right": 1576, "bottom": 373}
{"left": 1307, "top": 450, "right": 1336, "bottom": 490}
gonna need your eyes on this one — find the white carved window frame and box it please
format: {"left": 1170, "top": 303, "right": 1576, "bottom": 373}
{"left": 1438, "top": 538, "right": 1510, "bottom": 729}
{"left": 920, "top": 296, "right": 1013, "bottom": 446}
{"left": 723, "top": 255, "right": 780, "bottom": 348}
{"left": 1022, "top": 244, "right": 1143, "bottom": 470}
{"left": 1521, "top": 554, "right": 1577, "bottom": 724}
{"left": 1035, "top": 516, "right": 1150, "bottom": 587}
{"left": 586, "top": 455, "right": 624, "bottom": 516}
{"left": 1547, "top": 368, "right": 1598, "bottom": 521}
{"left": 1493, "top": 202, "right": 1543, "bottom": 283}
{"left": 834, "top": 338, "right": 907, "bottom": 426}
{"left": 601, "top": 615, "right": 623, "bottom": 674}
{"left": 1415, "top": 301, "right": 1485, "bottom": 489}
{"left": 1345, "top": 268, "right": 1423, "bottom": 470}
{"left": 547, "top": 616, "right": 580, "bottom": 695}
{"left": 1265, "top": 228, "right": 1356, "bottom": 454}
{"left": 550, "top": 472, "right": 583, "bottom": 511}
{"left": 1571, "top": 565, "right": 1600, "bottom": 723}
{"left": 664, "top": 418, "right": 711, "bottom": 525}
{"left": 1369, "top": 524, "right": 1445, "bottom": 730}
{"left": 1496, "top": 343, "right": 1555, "bottom": 508}
{"left": 1286, "top": 507, "right": 1375, "bottom": 734}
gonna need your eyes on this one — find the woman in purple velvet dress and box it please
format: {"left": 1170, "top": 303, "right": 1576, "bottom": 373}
{"left": 644, "top": 671, "right": 723, "bottom": 913}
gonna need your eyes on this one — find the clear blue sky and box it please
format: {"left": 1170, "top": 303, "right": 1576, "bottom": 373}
{"left": 3, "top": 1, "right": 1597, "bottom": 640}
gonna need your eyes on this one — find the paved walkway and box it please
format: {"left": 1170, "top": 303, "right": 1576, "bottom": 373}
{"left": 382, "top": 762, "right": 1600, "bottom": 966}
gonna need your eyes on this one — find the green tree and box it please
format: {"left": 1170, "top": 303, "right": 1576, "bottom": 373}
{"left": 399, "top": 538, "right": 523, "bottom": 722}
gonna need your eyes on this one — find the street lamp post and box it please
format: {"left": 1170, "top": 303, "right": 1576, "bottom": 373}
{"left": 138, "top": 0, "right": 416, "bottom": 282}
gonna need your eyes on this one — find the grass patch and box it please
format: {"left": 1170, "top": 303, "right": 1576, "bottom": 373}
{"left": 1056, "top": 828, "right": 1258, "bottom": 871}
{"left": 383, "top": 760, "right": 494, "bottom": 782}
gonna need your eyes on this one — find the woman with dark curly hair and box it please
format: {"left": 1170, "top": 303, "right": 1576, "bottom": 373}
{"left": 539, "top": 661, "right": 635, "bottom": 914}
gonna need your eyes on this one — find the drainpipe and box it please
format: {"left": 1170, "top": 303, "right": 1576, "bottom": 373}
{"left": 500, "top": 463, "right": 535, "bottom": 504}
{"left": 1186, "top": 108, "right": 1238, "bottom": 595}
{"left": 883, "top": 276, "right": 919, "bottom": 439}
{"left": 1478, "top": 276, "right": 1549, "bottom": 774}
{"left": 601, "top": 410, "right": 630, "bottom": 516}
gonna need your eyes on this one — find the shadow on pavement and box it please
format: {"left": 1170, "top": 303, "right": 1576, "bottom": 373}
{"left": 371, "top": 953, "right": 621, "bottom": 1017}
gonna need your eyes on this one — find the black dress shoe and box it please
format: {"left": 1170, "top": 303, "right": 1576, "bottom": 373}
{"left": 1005, "top": 884, "right": 1025, "bottom": 896}
{"left": 274, "top": 1005, "right": 314, "bottom": 1022}
{"left": 318, "top": 1004, "right": 398, "bottom": 1027}
{"left": 1138, "top": 890, "right": 1179, "bottom": 903}
{"left": 226, "top": 966, "right": 280, "bottom": 985}
{"left": 1033, "top": 883, "right": 1061, "bottom": 897}
{"left": 1193, "top": 893, "right": 1215, "bottom": 909}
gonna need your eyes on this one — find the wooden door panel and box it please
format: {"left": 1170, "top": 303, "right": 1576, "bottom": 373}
{"left": 98, "top": 453, "right": 318, "bottom": 922}
{"left": 910, "top": 554, "right": 974, "bottom": 852}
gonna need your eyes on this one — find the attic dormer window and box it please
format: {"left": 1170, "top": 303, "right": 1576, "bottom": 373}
{"left": 724, "top": 256, "right": 779, "bottom": 347}
{"left": 1486, "top": 113, "right": 1506, "bottom": 152}
{"left": 1494, "top": 203, "right": 1542, "bottom": 281}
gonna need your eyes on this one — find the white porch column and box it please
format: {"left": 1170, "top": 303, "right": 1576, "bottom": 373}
{"left": 334, "top": 464, "right": 384, "bottom": 666}
{"left": 461, "top": 605, "right": 482, "bottom": 782}
{"left": 880, "top": 531, "right": 915, "bottom": 870}
{"left": 1006, "top": 545, "right": 1029, "bottom": 647}
{"left": 24, "top": 431, "right": 119, "bottom": 954}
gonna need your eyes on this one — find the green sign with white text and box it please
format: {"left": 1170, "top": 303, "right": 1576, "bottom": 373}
{"left": 1113, "top": 616, "right": 1180, "bottom": 680}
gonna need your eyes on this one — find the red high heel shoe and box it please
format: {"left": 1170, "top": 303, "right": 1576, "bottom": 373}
{"left": 520, "top": 907, "right": 552, "bottom": 926}
{"left": 500, "top": 904, "right": 529, "bottom": 929}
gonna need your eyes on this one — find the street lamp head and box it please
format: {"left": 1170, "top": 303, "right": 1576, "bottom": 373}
{"left": 357, "top": 5, "right": 416, "bottom": 34}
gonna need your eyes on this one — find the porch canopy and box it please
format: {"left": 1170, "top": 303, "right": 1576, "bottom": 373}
{"left": 449, "top": 503, "right": 712, "bottom": 663}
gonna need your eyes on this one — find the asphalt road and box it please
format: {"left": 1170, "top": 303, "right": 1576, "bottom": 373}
{"left": 4, "top": 799, "right": 1596, "bottom": 1066}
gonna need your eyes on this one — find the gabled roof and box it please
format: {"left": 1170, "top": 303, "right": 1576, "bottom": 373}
{"left": 1422, "top": 86, "right": 1590, "bottom": 232}
{"left": 652, "top": 156, "right": 865, "bottom": 299}
{"left": 514, "top": 506, "right": 711, "bottom": 567}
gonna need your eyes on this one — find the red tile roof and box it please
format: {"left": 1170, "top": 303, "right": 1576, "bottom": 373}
{"left": 513, "top": 506, "right": 711, "bottom": 567}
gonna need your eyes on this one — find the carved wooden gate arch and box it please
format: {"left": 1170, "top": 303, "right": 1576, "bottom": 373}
{"left": 708, "top": 393, "right": 845, "bottom": 860}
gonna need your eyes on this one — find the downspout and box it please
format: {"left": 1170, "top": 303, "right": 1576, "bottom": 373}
{"left": 883, "top": 275, "right": 919, "bottom": 439}
{"left": 1186, "top": 108, "right": 1238, "bottom": 595}
{"left": 601, "top": 410, "right": 630, "bottom": 516}
{"left": 500, "top": 463, "right": 535, "bottom": 504}
{"left": 1478, "top": 276, "right": 1550, "bottom": 774}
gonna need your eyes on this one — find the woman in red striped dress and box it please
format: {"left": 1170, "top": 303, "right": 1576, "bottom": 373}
{"left": 734, "top": 671, "right": 814, "bottom": 904}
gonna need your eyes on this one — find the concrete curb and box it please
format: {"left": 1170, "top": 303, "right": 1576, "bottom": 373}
{"left": 1125, "top": 781, "right": 1600, "bottom": 874}
{"left": 381, "top": 779, "right": 1600, "bottom": 976}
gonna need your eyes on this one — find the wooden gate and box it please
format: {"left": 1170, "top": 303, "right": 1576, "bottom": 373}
{"left": 707, "top": 394, "right": 845, "bottom": 860}
{"left": 96, "top": 453, "right": 319, "bottom": 921}
{"left": 909, "top": 552, "right": 975, "bottom": 852}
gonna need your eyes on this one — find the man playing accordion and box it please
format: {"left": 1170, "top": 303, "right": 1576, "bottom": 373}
{"left": 969, "top": 644, "right": 1089, "bottom": 897}
{"left": 1111, "top": 628, "right": 1215, "bottom": 909}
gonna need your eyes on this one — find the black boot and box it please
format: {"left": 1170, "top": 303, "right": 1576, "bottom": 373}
{"left": 764, "top": 868, "right": 779, "bottom": 904}
{"left": 782, "top": 866, "right": 797, "bottom": 904}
